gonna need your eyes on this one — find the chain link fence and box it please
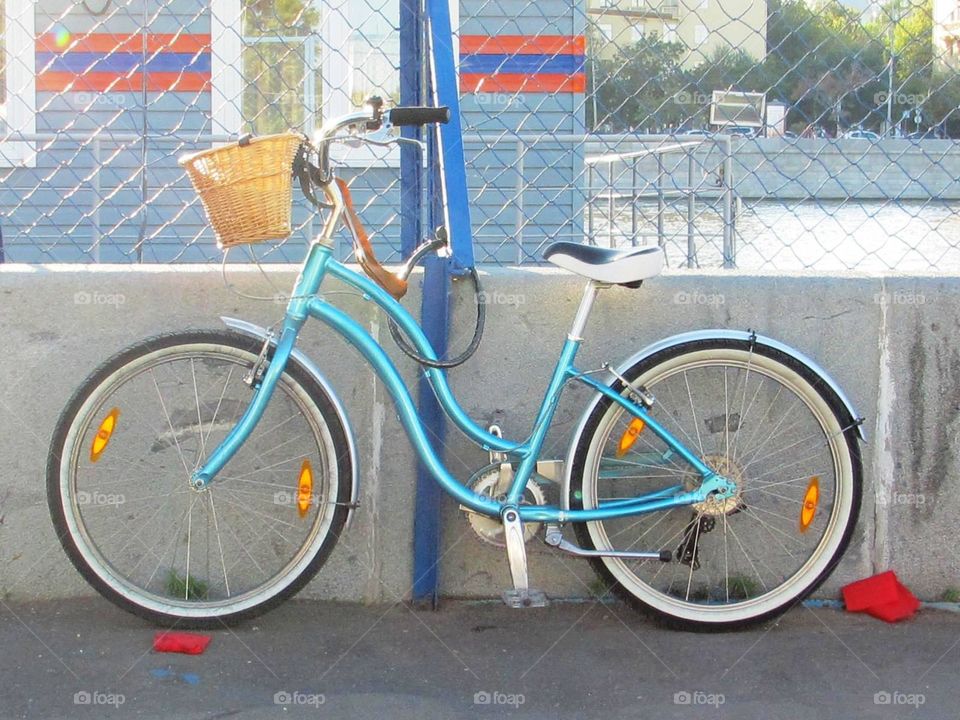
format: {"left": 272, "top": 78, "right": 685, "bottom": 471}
{"left": 0, "top": 0, "right": 958, "bottom": 270}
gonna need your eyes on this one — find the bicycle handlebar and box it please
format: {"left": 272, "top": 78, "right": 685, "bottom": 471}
{"left": 301, "top": 100, "right": 452, "bottom": 300}
{"left": 387, "top": 106, "right": 450, "bottom": 127}
{"left": 311, "top": 103, "right": 449, "bottom": 183}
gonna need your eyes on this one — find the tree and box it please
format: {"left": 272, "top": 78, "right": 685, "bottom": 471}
{"left": 766, "top": 0, "right": 887, "bottom": 133}
{"left": 863, "top": 0, "right": 937, "bottom": 131}
{"left": 867, "top": 0, "right": 934, "bottom": 85}
{"left": 584, "top": 0, "right": 953, "bottom": 135}
{"left": 244, "top": 0, "right": 319, "bottom": 33}
{"left": 587, "top": 33, "right": 687, "bottom": 132}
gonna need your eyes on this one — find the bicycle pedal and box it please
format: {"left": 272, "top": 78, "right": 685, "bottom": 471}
{"left": 501, "top": 588, "right": 548, "bottom": 609}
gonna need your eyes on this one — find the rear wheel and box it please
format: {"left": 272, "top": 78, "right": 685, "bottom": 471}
{"left": 47, "top": 330, "right": 353, "bottom": 628}
{"left": 570, "top": 338, "right": 861, "bottom": 631}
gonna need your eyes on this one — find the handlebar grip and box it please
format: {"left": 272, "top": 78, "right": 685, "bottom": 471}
{"left": 388, "top": 106, "right": 451, "bottom": 127}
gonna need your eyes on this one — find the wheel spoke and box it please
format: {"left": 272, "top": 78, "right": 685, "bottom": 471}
{"left": 191, "top": 359, "right": 206, "bottom": 468}
{"left": 208, "top": 491, "right": 231, "bottom": 598}
{"left": 575, "top": 345, "right": 858, "bottom": 627}
{"left": 151, "top": 369, "right": 192, "bottom": 476}
{"left": 54, "top": 338, "right": 344, "bottom": 623}
{"left": 682, "top": 370, "right": 706, "bottom": 458}
{"left": 685, "top": 511, "right": 705, "bottom": 601}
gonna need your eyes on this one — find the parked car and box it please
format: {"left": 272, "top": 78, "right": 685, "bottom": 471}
{"left": 722, "top": 126, "right": 758, "bottom": 139}
{"left": 677, "top": 128, "right": 713, "bottom": 137}
{"left": 842, "top": 128, "right": 881, "bottom": 141}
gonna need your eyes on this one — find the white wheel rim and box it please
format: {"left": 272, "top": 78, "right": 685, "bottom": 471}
{"left": 581, "top": 348, "right": 854, "bottom": 624}
{"left": 57, "top": 342, "right": 340, "bottom": 619}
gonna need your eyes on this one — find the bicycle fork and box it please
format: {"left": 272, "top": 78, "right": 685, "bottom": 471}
{"left": 191, "top": 319, "right": 303, "bottom": 490}
{"left": 192, "top": 248, "right": 330, "bottom": 490}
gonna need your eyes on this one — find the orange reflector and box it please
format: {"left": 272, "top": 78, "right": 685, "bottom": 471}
{"left": 616, "top": 417, "right": 646, "bottom": 457}
{"left": 799, "top": 477, "right": 819, "bottom": 533}
{"left": 297, "top": 460, "right": 313, "bottom": 518}
{"left": 89, "top": 407, "right": 120, "bottom": 463}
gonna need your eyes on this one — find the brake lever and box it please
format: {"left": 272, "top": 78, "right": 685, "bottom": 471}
{"left": 361, "top": 127, "right": 427, "bottom": 153}
{"left": 392, "top": 135, "right": 428, "bottom": 152}
{"left": 339, "top": 116, "right": 429, "bottom": 150}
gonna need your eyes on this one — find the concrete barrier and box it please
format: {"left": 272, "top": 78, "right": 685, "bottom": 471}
{"left": 0, "top": 265, "right": 955, "bottom": 604}
{"left": 589, "top": 138, "right": 960, "bottom": 200}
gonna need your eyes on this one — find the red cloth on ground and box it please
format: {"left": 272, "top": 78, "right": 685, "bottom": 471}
{"left": 153, "top": 631, "right": 212, "bottom": 655}
{"left": 842, "top": 570, "right": 919, "bottom": 622}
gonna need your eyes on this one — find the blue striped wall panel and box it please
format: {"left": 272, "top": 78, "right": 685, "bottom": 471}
{"left": 4, "top": 2, "right": 583, "bottom": 263}
{"left": 457, "top": 1, "right": 586, "bottom": 257}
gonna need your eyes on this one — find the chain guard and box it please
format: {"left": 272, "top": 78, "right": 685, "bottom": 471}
{"left": 465, "top": 466, "right": 546, "bottom": 548}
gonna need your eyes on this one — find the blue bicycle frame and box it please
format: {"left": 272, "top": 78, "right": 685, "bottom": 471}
{"left": 192, "top": 241, "right": 733, "bottom": 523}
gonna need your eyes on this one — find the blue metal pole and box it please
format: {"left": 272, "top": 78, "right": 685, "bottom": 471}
{"left": 411, "top": 255, "right": 450, "bottom": 607}
{"left": 406, "top": 0, "right": 443, "bottom": 607}
{"left": 399, "top": 0, "right": 423, "bottom": 259}
{"left": 410, "top": 0, "right": 477, "bottom": 607}
{"left": 426, "top": 0, "right": 475, "bottom": 270}
{"left": 411, "top": 0, "right": 449, "bottom": 608}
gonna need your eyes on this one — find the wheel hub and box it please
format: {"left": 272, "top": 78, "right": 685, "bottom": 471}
{"left": 691, "top": 454, "right": 745, "bottom": 516}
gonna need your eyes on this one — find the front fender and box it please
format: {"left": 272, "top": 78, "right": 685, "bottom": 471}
{"left": 561, "top": 329, "right": 866, "bottom": 511}
{"left": 220, "top": 316, "right": 360, "bottom": 529}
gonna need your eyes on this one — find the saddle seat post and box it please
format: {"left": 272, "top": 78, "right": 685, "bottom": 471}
{"left": 569, "top": 280, "right": 606, "bottom": 342}
{"left": 499, "top": 281, "right": 604, "bottom": 609}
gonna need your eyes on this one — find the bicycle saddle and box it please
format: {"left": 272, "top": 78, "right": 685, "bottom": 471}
{"left": 543, "top": 241, "right": 664, "bottom": 287}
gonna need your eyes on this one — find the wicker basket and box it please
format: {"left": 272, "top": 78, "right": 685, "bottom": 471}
{"left": 179, "top": 133, "right": 303, "bottom": 248}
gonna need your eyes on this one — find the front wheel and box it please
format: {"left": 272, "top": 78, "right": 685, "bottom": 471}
{"left": 47, "top": 329, "right": 353, "bottom": 628}
{"left": 570, "top": 338, "right": 862, "bottom": 631}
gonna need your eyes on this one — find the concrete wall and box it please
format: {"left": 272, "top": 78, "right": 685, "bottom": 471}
{"left": 732, "top": 139, "right": 960, "bottom": 201}
{"left": 0, "top": 265, "right": 956, "bottom": 605}
{"left": 591, "top": 137, "right": 960, "bottom": 200}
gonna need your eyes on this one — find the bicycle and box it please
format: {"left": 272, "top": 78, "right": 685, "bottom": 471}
{"left": 47, "top": 100, "right": 865, "bottom": 631}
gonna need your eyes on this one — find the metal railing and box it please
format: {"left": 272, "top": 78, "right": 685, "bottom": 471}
{"left": 585, "top": 134, "right": 735, "bottom": 268}
{"left": 2, "top": 0, "right": 960, "bottom": 271}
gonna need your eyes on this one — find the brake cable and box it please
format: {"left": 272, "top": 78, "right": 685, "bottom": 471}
{"left": 295, "top": 138, "right": 485, "bottom": 368}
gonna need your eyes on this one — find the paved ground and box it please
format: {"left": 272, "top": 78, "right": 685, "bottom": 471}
{"left": 0, "top": 598, "right": 957, "bottom": 719}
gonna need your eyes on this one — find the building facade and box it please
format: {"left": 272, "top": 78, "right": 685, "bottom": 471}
{"left": 934, "top": 0, "right": 960, "bottom": 66}
{"left": 588, "top": 0, "right": 768, "bottom": 65}
{"left": 0, "top": 0, "right": 586, "bottom": 264}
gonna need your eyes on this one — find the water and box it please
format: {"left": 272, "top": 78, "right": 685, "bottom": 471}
{"left": 599, "top": 199, "right": 960, "bottom": 272}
